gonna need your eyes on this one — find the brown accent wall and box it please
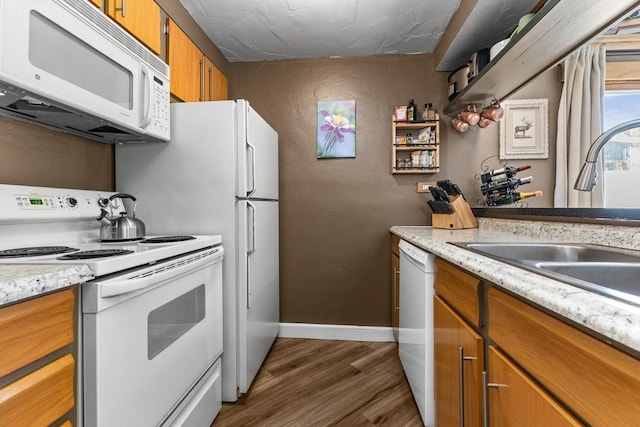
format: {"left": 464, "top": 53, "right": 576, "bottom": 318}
{"left": 229, "top": 55, "right": 562, "bottom": 327}
{"left": 0, "top": 118, "right": 114, "bottom": 191}
{"left": 441, "top": 67, "right": 562, "bottom": 208}
{"left": 230, "top": 55, "right": 449, "bottom": 326}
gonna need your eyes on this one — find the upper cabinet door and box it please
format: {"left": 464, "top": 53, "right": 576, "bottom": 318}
{"left": 213, "top": 64, "right": 228, "bottom": 101}
{"left": 167, "top": 19, "right": 203, "bottom": 102}
{"left": 107, "top": 0, "right": 161, "bottom": 54}
{"left": 203, "top": 56, "right": 229, "bottom": 101}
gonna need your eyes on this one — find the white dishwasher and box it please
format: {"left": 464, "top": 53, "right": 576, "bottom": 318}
{"left": 399, "top": 239, "right": 436, "bottom": 427}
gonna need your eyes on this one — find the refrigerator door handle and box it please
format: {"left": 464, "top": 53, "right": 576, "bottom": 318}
{"left": 246, "top": 140, "right": 256, "bottom": 197}
{"left": 246, "top": 201, "right": 256, "bottom": 308}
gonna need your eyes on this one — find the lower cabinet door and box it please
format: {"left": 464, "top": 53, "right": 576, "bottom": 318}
{"left": 434, "top": 296, "right": 483, "bottom": 426}
{"left": 0, "top": 354, "right": 75, "bottom": 426}
{"left": 487, "top": 347, "right": 583, "bottom": 426}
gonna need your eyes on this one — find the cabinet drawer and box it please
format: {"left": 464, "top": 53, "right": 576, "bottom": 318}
{"left": 488, "top": 288, "right": 640, "bottom": 426}
{"left": 0, "top": 290, "right": 74, "bottom": 377}
{"left": 0, "top": 354, "right": 75, "bottom": 426}
{"left": 434, "top": 258, "right": 481, "bottom": 327}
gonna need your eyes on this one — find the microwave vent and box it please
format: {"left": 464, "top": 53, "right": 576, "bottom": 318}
{"left": 60, "top": 0, "right": 168, "bottom": 77}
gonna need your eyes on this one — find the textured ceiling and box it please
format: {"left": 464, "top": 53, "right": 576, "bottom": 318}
{"left": 179, "top": 0, "right": 540, "bottom": 71}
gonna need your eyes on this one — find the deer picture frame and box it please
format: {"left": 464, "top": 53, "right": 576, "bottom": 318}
{"left": 499, "top": 98, "right": 548, "bottom": 159}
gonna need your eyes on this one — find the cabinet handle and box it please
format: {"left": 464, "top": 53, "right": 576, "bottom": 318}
{"left": 458, "top": 346, "right": 477, "bottom": 427}
{"left": 199, "top": 58, "right": 205, "bottom": 102}
{"left": 115, "top": 0, "right": 126, "bottom": 17}
{"left": 208, "top": 65, "right": 213, "bottom": 100}
{"left": 482, "top": 370, "right": 508, "bottom": 427}
{"left": 394, "top": 268, "right": 400, "bottom": 311}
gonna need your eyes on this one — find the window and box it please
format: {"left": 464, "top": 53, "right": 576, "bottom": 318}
{"left": 602, "top": 91, "right": 640, "bottom": 207}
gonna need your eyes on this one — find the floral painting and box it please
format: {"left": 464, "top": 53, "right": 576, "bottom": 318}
{"left": 317, "top": 100, "right": 356, "bottom": 158}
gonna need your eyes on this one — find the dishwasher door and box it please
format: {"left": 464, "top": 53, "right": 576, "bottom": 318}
{"left": 399, "top": 239, "right": 436, "bottom": 427}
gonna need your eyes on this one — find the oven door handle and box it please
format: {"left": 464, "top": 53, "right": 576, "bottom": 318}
{"left": 99, "top": 247, "right": 224, "bottom": 297}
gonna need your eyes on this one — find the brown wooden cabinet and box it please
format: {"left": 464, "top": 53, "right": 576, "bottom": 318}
{"left": 0, "top": 289, "right": 77, "bottom": 426}
{"left": 203, "top": 56, "right": 229, "bottom": 102}
{"left": 390, "top": 234, "right": 400, "bottom": 341}
{"left": 212, "top": 64, "right": 229, "bottom": 101}
{"left": 434, "top": 256, "right": 640, "bottom": 425}
{"left": 106, "top": 0, "right": 161, "bottom": 54}
{"left": 488, "top": 287, "right": 640, "bottom": 426}
{"left": 392, "top": 115, "right": 440, "bottom": 174}
{"left": 434, "top": 258, "right": 591, "bottom": 425}
{"left": 434, "top": 295, "right": 483, "bottom": 427}
{"left": 168, "top": 20, "right": 229, "bottom": 103}
{"left": 167, "top": 19, "right": 203, "bottom": 102}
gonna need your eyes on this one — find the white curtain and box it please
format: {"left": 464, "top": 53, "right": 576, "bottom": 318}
{"left": 554, "top": 45, "right": 606, "bottom": 207}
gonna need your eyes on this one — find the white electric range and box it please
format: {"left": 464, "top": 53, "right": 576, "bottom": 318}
{"left": 0, "top": 184, "right": 224, "bottom": 426}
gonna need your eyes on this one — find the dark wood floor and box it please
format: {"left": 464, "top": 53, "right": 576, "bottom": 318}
{"left": 212, "top": 338, "right": 422, "bottom": 426}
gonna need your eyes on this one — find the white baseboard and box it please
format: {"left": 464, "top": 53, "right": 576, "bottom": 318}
{"left": 278, "top": 322, "right": 396, "bottom": 342}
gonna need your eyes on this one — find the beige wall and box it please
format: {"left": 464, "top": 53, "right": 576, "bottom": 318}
{"left": 229, "top": 56, "right": 562, "bottom": 326}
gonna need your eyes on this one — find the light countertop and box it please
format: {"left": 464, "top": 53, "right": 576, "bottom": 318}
{"left": 391, "top": 218, "right": 640, "bottom": 356}
{"left": 0, "top": 264, "right": 95, "bottom": 307}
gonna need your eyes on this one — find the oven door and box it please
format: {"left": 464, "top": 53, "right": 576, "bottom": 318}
{"left": 82, "top": 246, "right": 223, "bottom": 427}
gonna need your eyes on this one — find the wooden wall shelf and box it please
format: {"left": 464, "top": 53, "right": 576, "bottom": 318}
{"left": 392, "top": 115, "right": 440, "bottom": 174}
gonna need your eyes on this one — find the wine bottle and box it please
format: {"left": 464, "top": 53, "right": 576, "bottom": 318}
{"left": 488, "top": 190, "right": 543, "bottom": 205}
{"left": 407, "top": 99, "right": 417, "bottom": 122}
{"left": 489, "top": 165, "right": 531, "bottom": 178}
{"left": 481, "top": 176, "right": 533, "bottom": 195}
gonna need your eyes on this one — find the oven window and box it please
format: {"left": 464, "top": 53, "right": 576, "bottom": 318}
{"left": 29, "top": 11, "right": 133, "bottom": 109}
{"left": 147, "top": 284, "right": 206, "bottom": 360}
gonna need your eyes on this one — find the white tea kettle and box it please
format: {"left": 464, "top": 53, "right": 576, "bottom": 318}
{"left": 96, "top": 193, "right": 146, "bottom": 241}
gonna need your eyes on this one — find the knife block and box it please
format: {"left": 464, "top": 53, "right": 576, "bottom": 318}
{"left": 431, "top": 195, "right": 478, "bottom": 229}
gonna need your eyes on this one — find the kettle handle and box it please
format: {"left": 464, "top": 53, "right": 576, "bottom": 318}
{"left": 109, "top": 193, "right": 136, "bottom": 202}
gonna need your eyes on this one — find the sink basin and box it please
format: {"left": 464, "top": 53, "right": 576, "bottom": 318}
{"left": 536, "top": 262, "right": 640, "bottom": 305}
{"left": 460, "top": 243, "right": 640, "bottom": 263}
{"left": 450, "top": 242, "right": 640, "bottom": 306}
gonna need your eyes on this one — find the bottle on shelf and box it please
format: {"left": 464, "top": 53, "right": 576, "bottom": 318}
{"left": 488, "top": 190, "right": 543, "bottom": 205}
{"left": 407, "top": 99, "right": 417, "bottom": 122}
{"left": 422, "top": 103, "right": 436, "bottom": 120}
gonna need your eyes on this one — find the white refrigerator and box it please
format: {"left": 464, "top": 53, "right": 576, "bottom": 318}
{"left": 115, "top": 100, "right": 279, "bottom": 402}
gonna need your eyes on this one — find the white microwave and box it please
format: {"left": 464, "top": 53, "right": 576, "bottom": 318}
{"left": 0, "top": 0, "right": 170, "bottom": 143}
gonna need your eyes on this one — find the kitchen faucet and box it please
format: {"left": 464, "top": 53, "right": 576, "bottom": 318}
{"left": 574, "top": 118, "right": 640, "bottom": 191}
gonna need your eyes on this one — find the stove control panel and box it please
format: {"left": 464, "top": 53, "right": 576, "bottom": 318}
{"left": 0, "top": 184, "right": 123, "bottom": 223}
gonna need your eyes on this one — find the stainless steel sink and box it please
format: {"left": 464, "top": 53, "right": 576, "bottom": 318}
{"left": 535, "top": 262, "right": 640, "bottom": 304}
{"left": 461, "top": 242, "right": 640, "bottom": 263}
{"left": 450, "top": 242, "right": 640, "bottom": 306}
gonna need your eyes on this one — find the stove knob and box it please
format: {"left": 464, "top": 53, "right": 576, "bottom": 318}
{"left": 98, "top": 197, "right": 109, "bottom": 208}
{"left": 66, "top": 197, "right": 78, "bottom": 208}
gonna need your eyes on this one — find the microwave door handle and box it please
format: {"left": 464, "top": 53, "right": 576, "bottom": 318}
{"left": 139, "top": 64, "right": 152, "bottom": 129}
{"left": 246, "top": 140, "right": 256, "bottom": 197}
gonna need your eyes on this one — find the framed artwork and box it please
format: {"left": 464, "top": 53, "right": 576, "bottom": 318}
{"left": 317, "top": 100, "right": 356, "bottom": 159}
{"left": 499, "top": 98, "right": 548, "bottom": 159}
